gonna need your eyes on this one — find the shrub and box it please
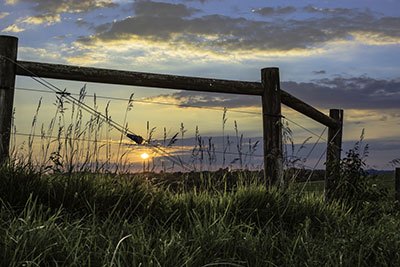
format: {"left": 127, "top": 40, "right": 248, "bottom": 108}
{"left": 331, "top": 136, "right": 388, "bottom": 210}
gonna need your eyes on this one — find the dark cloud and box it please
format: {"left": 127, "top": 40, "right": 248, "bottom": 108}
{"left": 150, "top": 91, "right": 260, "bottom": 109}
{"left": 284, "top": 77, "right": 400, "bottom": 109}
{"left": 80, "top": 2, "right": 400, "bottom": 52}
{"left": 134, "top": 1, "right": 199, "bottom": 18}
{"left": 92, "top": 22, "right": 111, "bottom": 32}
{"left": 182, "top": 0, "right": 211, "bottom": 2}
{"left": 150, "top": 136, "right": 400, "bottom": 170}
{"left": 18, "top": 0, "right": 117, "bottom": 14}
{"left": 391, "top": 113, "right": 400, "bottom": 118}
{"left": 253, "top": 6, "right": 296, "bottom": 16}
{"left": 147, "top": 77, "right": 400, "bottom": 110}
{"left": 304, "top": 5, "right": 361, "bottom": 16}
{"left": 365, "top": 139, "right": 400, "bottom": 151}
{"left": 75, "top": 18, "right": 93, "bottom": 28}
{"left": 53, "top": 34, "right": 69, "bottom": 40}
{"left": 181, "top": 0, "right": 221, "bottom": 3}
{"left": 313, "top": 70, "right": 327, "bottom": 75}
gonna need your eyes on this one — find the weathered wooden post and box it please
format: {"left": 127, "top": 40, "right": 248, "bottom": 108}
{"left": 0, "top": 35, "right": 18, "bottom": 164}
{"left": 395, "top": 168, "right": 400, "bottom": 202}
{"left": 261, "top": 68, "right": 283, "bottom": 188}
{"left": 325, "top": 109, "right": 344, "bottom": 200}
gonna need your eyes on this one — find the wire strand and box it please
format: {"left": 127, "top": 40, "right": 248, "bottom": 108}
{"left": 16, "top": 87, "right": 329, "bottom": 142}
{"left": 4, "top": 55, "right": 335, "bottom": 174}
{"left": 12, "top": 132, "right": 265, "bottom": 158}
{"left": 298, "top": 127, "right": 342, "bottom": 195}
{"left": 13, "top": 88, "right": 328, "bottom": 167}
{"left": 4, "top": 56, "right": 192, "bottom": 171}
{"left": 283, "top": 117, "right": 328, "bottom": 142}
{"left": 15, "top": 86, "right": 262, "bottom": 115}
{"left": 288, "top": 126, "right": 327, "bottom": 182}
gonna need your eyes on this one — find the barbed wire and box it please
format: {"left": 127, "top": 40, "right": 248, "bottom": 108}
{"left": 15, "top": 87, "right": 261, "bottom": 115}
{"left": 12, "top": 132, "right": 265, "bottom": 158}
{"left": 288, "top": 126, "right": 327, "bottom": 182}
{"left": 298, "top": 126, "right": 342, "bottom": 194}
{"left": 283, "top": 117, "right": 328, "bottom": 142}
{"left": 6, "top": 56, "right": 332, "bottom": 174}
{"left": 15, "top": 86, "right": 329, "bottom": 141}
{"left": 14, "top": 87, "right": 330, "bottom": 170}
{"left": 13, "top": 132, "right": 118, "bottom": 145}
{"left": 4, "top": 56, "right": 193, "bottom": 171}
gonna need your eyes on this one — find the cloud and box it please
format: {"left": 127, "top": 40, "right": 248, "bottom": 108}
{"left": 313, "top": 70, "right": 326, "bottom": 75}
{"left": 180, "top": 0, "right": 223, "bottom": 3}
{"left": 18, "top": 14, "right": 61, "bottom": 26}
{"left": 0, "top": 12, "right": 10, "bottom": 19}
{"left": 252, "top": 6, "right": 296, "bottom": 16}
{"left": 2, "top": 14, "right": 61, "bottom": 32}
{"left": 75, "top": 18, "right": 93, "bottom": 28}
{"left": 53, "top": 34, "right": 72, "bottom": 40}
{"left": 181, "top": 0, "right": 215, "bottom": 2}
{"left": 304, "top": 5, "right": 359, "bottom": 16}
{"left": 10, "top": 0, "right": 117, "bottom": 14}
{"left": 134, "top": 1, "right": 199, "bottom": 18}
{"left": 18, "top": 46, "right": 68, "bottom": 63}
{"left": 144, "top": 76, "right": 400, "bottom": 111}
{"left": 78, "top": 2, "right": 400, "bottom": 54}
{"left": 363, "top": 139, "right": 400, "bottom": 152}
{"left": 2, "top": 24, "right": 25, "bottom": 33}
{"left": 146, "top": 91, "right": 260, "bottom": 109}
{"left": 284, "top": 77, "right": 400, "bottom": 110}
{"left": 5, "top": 0, "right": 17, "bottom": 4}
{"left": 83, "top": 14, "right": 316, "bottom": 51}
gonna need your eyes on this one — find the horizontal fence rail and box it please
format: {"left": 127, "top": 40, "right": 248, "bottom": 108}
{"left": 1, "top": 35, "right": 344, "bottom": 200}
{"left": 16, "top": 61, "right": 339, "bottom": 129}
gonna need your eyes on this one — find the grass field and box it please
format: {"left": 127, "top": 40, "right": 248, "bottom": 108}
{"left": 293, "top": 171, "right": 395, "bottom": 194}
{"left": 2, "top": 93, "right": 399, "bottom": 266}
{"left": 1, "top": 162, "right": 399, "bottom": 266}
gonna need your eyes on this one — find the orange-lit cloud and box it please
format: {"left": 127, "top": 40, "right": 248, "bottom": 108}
{"left": 2, "top": 14, "right": 62, "bottom": 33}
{"left": 77, "top": 2, "right": 400, "bottom": 53}
{"left": 7, "top": 0, "right": 117, "bottom": 13}
{"left": 5, "top": 0, "right": 17, "bottom": 4}
{"left": 2, "top": 24, "right": 24, "bottom": 33}
{"left": 63, "top": 1, "right": 400, "bottom": 69}
{"left": 18, "top": 14, "right": 61, "bottom": 26}
{"left": 0, "top": 12, "right": 10, "bottom": 19}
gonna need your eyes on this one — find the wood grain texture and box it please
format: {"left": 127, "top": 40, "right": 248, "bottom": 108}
{"left": 16, "top": 60, "right": 339, "bottom": 128}
{"left": 261, "top": 68, "right": 283, "bottom": 187}
{"left": 325, "top": 109, "right": 344, "bottom": 201}
{"left": 396, "top": 168, "right": 400, "bottom": 202}
{"left": 0, "top": 35, "right": 18, "bottom": 163}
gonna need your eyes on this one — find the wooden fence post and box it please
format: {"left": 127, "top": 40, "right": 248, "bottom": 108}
{"left": 395, "top": 168, "right": 400, "bottom": 202}
{"left": 325, "top": 109, "right": 344, "bottom": 201}
{"left": 0, "top": 35, "right": 18, "bottom": 164}
{"left": 261, "top": 68, "right": 283, "bottom": 188}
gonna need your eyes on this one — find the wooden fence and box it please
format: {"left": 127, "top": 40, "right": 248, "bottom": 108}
{"left": 396, "top": 168, "right": 400, "bottom": 202}
{"left": 0, "top": 35, "right": 343, "bottom": 198}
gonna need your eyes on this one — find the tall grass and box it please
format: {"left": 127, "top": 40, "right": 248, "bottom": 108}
{"left": 11, "top": 87, "right": 268, "bottom": 175}
{"left": 1, "top": 159, "right": 400, "bottom": 266}
{"left": 3, "top": 86, "right": 400, "bottom": 266}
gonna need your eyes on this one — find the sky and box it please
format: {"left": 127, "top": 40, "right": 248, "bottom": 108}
{"left": 0, "top": 0, "right": 399, "bottom": 171}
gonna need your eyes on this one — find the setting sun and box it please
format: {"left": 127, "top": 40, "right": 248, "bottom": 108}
{"left": 140, "top": 153, "right": 149, "bottom": 160}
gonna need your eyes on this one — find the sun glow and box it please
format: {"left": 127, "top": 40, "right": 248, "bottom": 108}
{"left": 140, "top": 153, "right": 149, "bottom": 160}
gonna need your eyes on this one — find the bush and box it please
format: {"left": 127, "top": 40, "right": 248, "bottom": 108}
{"left": 331, "top": 137, "right": 388, "bottom": 210}
{"left": 0, "top": 162, "right": 43, "bottom": 208}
